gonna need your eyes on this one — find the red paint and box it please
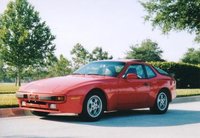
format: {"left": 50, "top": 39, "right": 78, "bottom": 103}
{"left": 16, "top": 60, "right": 176, "bottom": 114}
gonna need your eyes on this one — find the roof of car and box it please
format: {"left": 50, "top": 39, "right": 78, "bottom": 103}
{"left": 96, "top": 59, "right": 146, "bottom": 63}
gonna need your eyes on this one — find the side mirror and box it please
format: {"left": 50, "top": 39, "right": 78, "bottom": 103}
{"left": 126, "top": 73, "right": 138, "bottom": 79}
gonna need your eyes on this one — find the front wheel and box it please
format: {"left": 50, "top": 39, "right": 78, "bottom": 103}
{"left": 150, "top": 91, "right": 169, "bottom": 114}
{"left": 31, "top": 111, "right": 49, "bottom": 116}
{"left": 80, "top": 93, "right": 104, "bottom": 121}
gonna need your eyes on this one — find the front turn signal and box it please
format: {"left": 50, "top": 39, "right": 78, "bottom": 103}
{"left": 51, "top": 96, "right": 65, "bottom": 101}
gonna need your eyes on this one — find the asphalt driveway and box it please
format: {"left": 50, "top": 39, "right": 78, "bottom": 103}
{"left": 0, "top": 101, "right": 200, "bottom": 138}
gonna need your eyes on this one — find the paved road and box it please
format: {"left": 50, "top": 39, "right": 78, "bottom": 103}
{"left": 0, "top": 102, "right": 200, "bottom": 138}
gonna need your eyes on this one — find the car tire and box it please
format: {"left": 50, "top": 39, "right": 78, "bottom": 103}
{"left": 80, "top": 93, "right": 105, "bottom": 121}
{"left": 150, "top": 91, "right": 169, "bottom": 114}
{"left": 31, "top": 111, "right": 49, "bottom": 116}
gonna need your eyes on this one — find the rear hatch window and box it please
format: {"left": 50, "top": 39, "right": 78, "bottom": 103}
{"left": 154, "top": 67, "right": 169, "bottom": 76}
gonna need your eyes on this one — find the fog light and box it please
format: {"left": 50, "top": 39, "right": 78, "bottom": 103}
{"left": 22, "top": 101, "right": 26, "bottom": 106}
{"left": 49, "top": 104, "right": 57, "bottom": 109}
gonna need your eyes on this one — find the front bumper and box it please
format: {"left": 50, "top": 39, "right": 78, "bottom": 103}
{"left": 16, "top": 92, "right": 83, "bottom": 114}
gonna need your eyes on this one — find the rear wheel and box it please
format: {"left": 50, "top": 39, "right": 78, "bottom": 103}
{"left": 31, "top": 111, "right": 49, "bottom": 116}
{"left": 80, "top": 93, "right": 105, "bottom": 121}
{"left": 150, "top": 91, "right": 169, "bottom": 114}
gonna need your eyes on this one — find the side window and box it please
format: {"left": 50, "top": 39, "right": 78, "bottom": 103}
{"left": 145, "top": 65, "right": 156, "bottom": 78}
{"left": 125, "top": 64, "right": 146, "bottom": 79}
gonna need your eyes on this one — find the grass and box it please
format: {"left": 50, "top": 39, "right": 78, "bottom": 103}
{"left": 0, "top": 83, "right": 200, "bottom": 108}
{"left": 176, "top": 89, "right": 200, "bottom": 97}
{"left": 0, "top": 83, "right": 19, "bottom": 94}
{"left": 0, "top": 94, "right": 18, "bottom": 108}
{"left": 0, "top": 83, "right": 19, "bottom": 108}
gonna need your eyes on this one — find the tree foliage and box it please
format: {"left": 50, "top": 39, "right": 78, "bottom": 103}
{"left": 90, "top": 47, "right": 113, "bottom": 61}
{"left": 141, "top": 0, "right": 200, "bottom": 42}
{"left": 0, "top": 0, "right": 56, "bottom": 86}
{"left": 126, "top": 39, "right": 164, "bottom": 61}
{"left": 71, "top": 44, "right": 113, "bottom": 70}
{"left": 70, "top": 43, "right": 90, "bottom": 70}
{"left": 22, "top": 66, "right": 48, "bottom": 81}
{"left": 0, "top": 58, "right": 5, "bottom": 81}
{"left": 49, "top": 55, "right": 72, "bottom": 77}
{"left": 181, "top": 48, "right": 200, "bottom": 64}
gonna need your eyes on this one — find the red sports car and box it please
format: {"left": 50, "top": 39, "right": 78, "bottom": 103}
{"left": 16, "top": 59, "right": 176, "bottom": 121}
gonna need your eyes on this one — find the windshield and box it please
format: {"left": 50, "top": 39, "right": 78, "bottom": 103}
{"left": 73, "top": 61, "right": 125, "bottom": 77}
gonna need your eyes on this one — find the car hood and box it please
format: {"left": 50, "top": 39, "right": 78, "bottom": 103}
{"left": 19, "top": 75, "right": 111, "bottom": 94}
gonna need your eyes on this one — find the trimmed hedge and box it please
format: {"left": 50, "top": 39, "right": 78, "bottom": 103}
{"left": 149, "top": 62, "right": 200, "bottom": 88}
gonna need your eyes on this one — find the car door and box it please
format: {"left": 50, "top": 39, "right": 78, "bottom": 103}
{"left": 117, "top": 64, "right": 152, "bottom": 109}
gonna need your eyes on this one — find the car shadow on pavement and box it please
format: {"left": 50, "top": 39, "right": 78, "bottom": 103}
{"left": 41, "top": 109, "right": 200, "bottom": 127}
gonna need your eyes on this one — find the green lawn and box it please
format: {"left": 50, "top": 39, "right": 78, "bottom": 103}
{"left": 0, "top": 83, "right": 19, "bottom": 94}
{"left": 176, "top": 89, "right": 200, "bottom": 97}
{"left": 0, "top": 94, "right": 18, "bottom": 108}
{"left": 0, "top": 83, "right": 19, "bottom": 108}
{"left": 0, "top": 83, "right": 200, "bottom": 108}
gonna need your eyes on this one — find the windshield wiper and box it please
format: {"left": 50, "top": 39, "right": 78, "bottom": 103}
{"left": 86, "top": 73, "right": 107, "bottom": 76}
{"left": 73, "top": 73, "right": 105, "bottom": 76}
{"left": 72, "top": 73, "right": 82, "bottom": 75}
{"left": 86, "top": 73, "right": 100, "bottom": 75}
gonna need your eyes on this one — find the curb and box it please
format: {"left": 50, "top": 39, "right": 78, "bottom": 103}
{"left": 0, "top": 107, "right": 32, "bottom": 118}
{"left": 0, "top": 96, "right": 200, "bottom": 118}
{"left": 172, "top": 95, "right": 200, "bottom": 104}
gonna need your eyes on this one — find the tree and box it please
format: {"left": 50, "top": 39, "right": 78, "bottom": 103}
{"left": 6, "top": 66, "right": 19, "bottom": 83}
{"left": 22, "top": 66, "right": 49, "bottom": 81}
{"left": 0, "top": 58, "right": 5, "bottom": 81}
{"left": 0, "top": 0, "right": 55, "bottom": 86}
{"left": 90, "top": 47, "right": 113, "bottom": 61}
{"left": 49, "top": 55, "right": 72, "bottom": 77}
{"left": 21, "top": 55, "right": 71, "bottom": 80}
{"left": 141, "top": 0, "right": 200, "bottom": 42}
{"left": 71, "top": 43, "right": 90, "bottom": 70}
{"left": 126, "top": 39, "right": 164, "bottom": 61}
{"left": 181, "top": 48, "right": 200, "bottom": 64}
{"left": 71, "top": 44, "right": 114, "bottom": 70}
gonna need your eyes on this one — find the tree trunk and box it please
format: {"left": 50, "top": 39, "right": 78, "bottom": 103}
{"left": 15, "top": 77, "right": 17, "bottom": 86}
{"left": 16, "top": 68, "right": 21, "bottom": 86}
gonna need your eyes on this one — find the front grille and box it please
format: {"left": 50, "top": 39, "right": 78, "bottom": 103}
{"left": 26, "top": 101, "right": 46, "bottom": 105}
{"left": 21, "top": 100, "right": 59, "bottom": 111}
{"left": 22, "top": 100, "right": 49, "bottom": 109}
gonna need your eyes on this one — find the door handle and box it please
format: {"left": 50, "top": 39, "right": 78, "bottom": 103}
{"left": 144, "top": 82, "right": 150, "bottom": 86}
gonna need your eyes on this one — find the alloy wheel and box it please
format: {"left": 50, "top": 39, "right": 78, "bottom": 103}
{"left": 157, "top": 92, "right": 168, "bottom": 111}
{"left": 87, "top": 95, "right": 103, "bottom": 118}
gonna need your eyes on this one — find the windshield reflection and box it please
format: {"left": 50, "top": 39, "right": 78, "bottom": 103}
{"left": 73, "top": 61, "right": 125, "bottom": 77}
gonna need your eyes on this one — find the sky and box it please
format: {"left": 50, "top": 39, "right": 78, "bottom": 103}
{"left": 0, "top": 0, "right": 199, "bottom": 62}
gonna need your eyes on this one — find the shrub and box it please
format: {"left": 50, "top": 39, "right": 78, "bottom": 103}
{"left": 149, "top": 62, "right": 200, "bottom": 88}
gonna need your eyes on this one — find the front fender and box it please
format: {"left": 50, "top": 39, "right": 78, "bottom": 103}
{"left": 66, "top": 80, "right": 118, "bottom": 113}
